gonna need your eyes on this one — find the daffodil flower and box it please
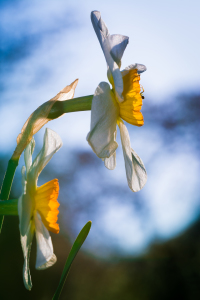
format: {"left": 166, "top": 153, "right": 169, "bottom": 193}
{"left": 18, "top": 128, "right": 62, "bottom": 290}
{"left": 87, "top": 11, "right": 147, "bottom": 192}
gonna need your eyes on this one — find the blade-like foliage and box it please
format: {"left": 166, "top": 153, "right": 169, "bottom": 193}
{"left": 52, "top": 221, "right": 92, "bottom": 300}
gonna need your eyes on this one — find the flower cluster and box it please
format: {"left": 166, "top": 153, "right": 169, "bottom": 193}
{"left": 10, "top": 10, "right": 147, "bottom": 290}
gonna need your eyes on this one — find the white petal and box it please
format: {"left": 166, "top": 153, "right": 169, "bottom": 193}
{"left": 121, "top": 64, "right": 147, "bottom": 77}
{"left": 91, "top": 10, "right": 109, "bottom": 45}
{"left": 104, "top": 152, "right": 116, "bottom": 170}
{"left": 118, "top": 120, "right": 147, "bottom": 192}
{"left": 87, "top": 82, "right": 119, "bottom": 158}
{"left": 24, "top": 138, "right": 35, "bottom": 174}
{"left": 21, "top": 165, "right": 26, "bottom": 194}
{"left": 18, "top": 192, "right": 34, "bottom": 237}
{"left": 34, "top": 212, "right": 57, "bottom": 270}
{"left": 109, "top": 34, "right": 129, "bottom": 67}
{"left": 29, "top": 128, "right": 62, "bottom": 185}
{"left": 91, "top": 11, "right": 124, "bottom": 103}
{"left": 19, "top": 220, "right": 35, "bottom": 290}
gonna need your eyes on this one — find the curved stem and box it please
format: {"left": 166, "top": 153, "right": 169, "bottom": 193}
{"left": 0, "top": 158, "right": 19, "bottom": 231}
{"left": 48, "top": 95, "right": 93, "bottom": 119}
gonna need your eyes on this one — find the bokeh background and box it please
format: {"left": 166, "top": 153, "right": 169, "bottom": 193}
{"left": 0, "top": 0, "right": 200, "bottom": 299}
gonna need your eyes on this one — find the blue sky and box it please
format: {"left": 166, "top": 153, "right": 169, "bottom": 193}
{"left": 0, "top": 0, "right": 200, "bottom": 255}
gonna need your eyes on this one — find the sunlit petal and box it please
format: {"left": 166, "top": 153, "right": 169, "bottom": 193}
{"left": 34, "top": 212, "right": 57, "bottom": 270}
{"left": 87, "top": 82, "right": 119, "bottom": 158}
{"left": 91, "top": 10, "right": 124, "bottom": 103}
{"left": 29, "top": 128, "right": 62, "bottom": 185}
{"left": 109, "top": 34, "right": 129, "bottom": 67}
{"left": 19, "top": 193, "right": 34, "bottom": 237}
{"left": 104, "top": 152, "right": 116, "bottom": 170}
{"left": 118, "top": 120, "right": 147, "bottom": 192}
{"left": 20, "top": 220, "right": 35, "bottom": 290}
{"left": 121, "top": 64, "right": 147, "bottom": 77}
{"left": 24, "top": 138, "right": 35, "bottom": 174}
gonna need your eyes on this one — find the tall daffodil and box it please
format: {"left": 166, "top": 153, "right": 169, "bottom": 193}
{"left": 87, "top": 11, "right": 147, "bottom": 192}
{"left": 18, "top": 128, "right": 62, "bottom": 290}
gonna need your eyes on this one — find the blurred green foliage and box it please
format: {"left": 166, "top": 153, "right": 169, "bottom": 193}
{"left": 0, "top": 215, "right": 200, "bottom": 299}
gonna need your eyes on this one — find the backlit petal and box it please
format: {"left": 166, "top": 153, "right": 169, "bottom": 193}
{"left": 121, "top": 64, "right": 147, "bottom": 77}
{"left": 118, "top": 120, "right": 147, "bottom": 192}
{"left": 109, "top": 34, "right": 129, "bottom": 67}
{"left": 19, "top": 219, "right": 35, "bottom": 290}
{"left": 91, "top": 11, "right": 124, "bottom": 103}
{"left": 87, "top": 82, "right": 119, "bottom": 158}
{"left": 29, "top": 128, "right": 62, "bottom": 185}
{"left": 19, "top": 192, "right": 34, "bottom": 237}
{"left": 104, "top": 152, "right": 116, "bottom": 170}
{"left": 24, "top": 138, "right": 35, "bottom": 174}
{"left": 34, "top": 212, "right": 57, "bottom": 270}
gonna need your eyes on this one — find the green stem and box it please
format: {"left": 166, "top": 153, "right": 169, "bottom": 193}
{"left": 48, "top": 95, "right": 93, "bottom": 119}
{"left": 0, "top": 199, "right": 18, "bottom": 215}
{"left": 0, "top": 158, "right": 19, "bottom": 231}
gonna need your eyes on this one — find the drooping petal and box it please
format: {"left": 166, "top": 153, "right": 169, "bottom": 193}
{"left": 18, "top": 188, "right": 34, "bottom": 237}
{"left": 87, "top": 82, "right": 119, "bottom": 159}
{"left": 12, "top": 79, "right": 78, "bottom": 159}
{"left": 121, "top": 64, "right": 147, "bottom": 77}
{"left": 104, "top": 152, "right": 116, "bottom": 170}
{"left": 103, "top": 129, "right": 117, "bottom": 170}
{"left": 29, "top": 128, "right": 62, "bottom": 185}
{"left": 34, "top": 212, "right": 57, "bottom": 270}
{"left": 118, "top": 119, "right": 147, "bottom": 192}
{"left": 91, "top": 11, "right": 125, "bottom": 103}
{"left": 19, "top": 219, "right": 35, "bottom": 290}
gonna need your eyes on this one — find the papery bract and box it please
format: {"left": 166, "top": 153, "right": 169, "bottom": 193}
{"left": 13, "top": 79, "right": 78, "bottom": 159}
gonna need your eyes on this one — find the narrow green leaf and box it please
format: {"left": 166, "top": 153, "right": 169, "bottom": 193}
{"left": 0, "top": 199, "right": 18, "bottom": 215}
{"left": 0, "top": 158, "right": 19, "bottom": 233}
{"left": 52, "top": 221, "right": 92, "bottom": 300}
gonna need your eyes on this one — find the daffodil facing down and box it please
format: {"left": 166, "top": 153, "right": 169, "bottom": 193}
{"left": 18, "top": 128, "right": 62, "bottom": 290}
{"left": 87, "top": 11, "right": 147, "bottom": 192}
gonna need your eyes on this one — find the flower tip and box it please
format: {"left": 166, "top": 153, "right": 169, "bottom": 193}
{"left": 91, "top": 10, "right": 100, "bottom": 16}
{"left": 73, "top": 78, "right": 79, "bottom": 89}
{"left": 91, "top": 10, "right": 101, "bottom": 23}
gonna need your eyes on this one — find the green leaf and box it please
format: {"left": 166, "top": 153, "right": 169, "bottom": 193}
{"left": 52, "top": 221, "right": 92, "bottom": 300}
{"left": 0, "top": 158, "right": 19, "bottom": 233}
{"left": 0, "top": 199, "right": 18, "bottom": 215}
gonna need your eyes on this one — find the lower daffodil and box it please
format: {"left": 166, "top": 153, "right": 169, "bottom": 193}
{"left": 87, "top": 11, "right": 147, "bottom": 192}
{"left": 18, "top": 128, "right": 62, "bottom": 290}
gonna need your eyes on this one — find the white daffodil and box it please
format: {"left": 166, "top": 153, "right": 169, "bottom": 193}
{"left": 18, "top": 128, "right": 62, "bottom": 290}
{"left": 87, "top": 11, "right": 147, "bottom": 192}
